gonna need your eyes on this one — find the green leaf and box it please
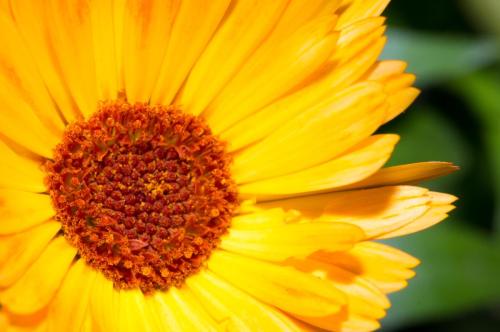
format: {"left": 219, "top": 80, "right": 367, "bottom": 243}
{"left": 381, "top": 29, "right": 498, "bottom": 86}
{"left": 381, "top": 222, "right": 500, "bottom": 330}
{"left": 452, "top": 71, "right": 500, "bottom": 233}
{"left": 461, "top": 0, "right": 500, "bottom": 38}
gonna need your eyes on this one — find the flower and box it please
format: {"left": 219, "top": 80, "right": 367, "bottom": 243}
{"left": 0, "top": 1, "right": 457, "bottom": 331}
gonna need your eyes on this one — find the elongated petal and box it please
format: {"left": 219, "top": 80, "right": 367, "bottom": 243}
{"left": 257, "top": 186, "right": 436, "bottom": 239}
{"left": 150, "top": 288, "right": 219, "bottom": 332}
{"left": 1, "top": 236, "right": 77, "bottom": 314}
{"left": 314, "top": 242, "right": 420, "bottom": 293}
{"left": 233, "top": 82, "right": 387, "bottom": 183}
{"left": 89, "top": 274, "right": 119, "bottom": 332}
{"left": 9, "top": 0, "right": 80, "bottom": 122}
{"left": 230, "top": 208, "right": 289, "bottom": 230}
{"left": 238, "top": 135, "right": 398, "bottom": 199}
{"left": 120, "top": 0, "right": 180, "bottom": 103}
{"left": 114, "top": 289, "right": 159, "bottom": 332}
{"left": 222, "top": 17, "right": 387, "bottom": 152}
{"left": 178, "top": 0, "right": 289, "bottom": 115}
{"left": 0, "top": 221, "right": 60, "bottom": 287}
{"left": 288, "top": 257, "right": 389, "bottom": 331}
{"left": 0, "top": 140, "right": 46, "bottom": 192}
{"left": 380, "top": 191, "right": 457, "bottom": 238}
{"left": 337, "top": 0, "right": 390, "bottom": 28}
{"left": 48, "top": 259, "right": 98, "bottom": 332}
{"left": 0, "top": 12, "right": 64, "bottom": 138}
{"left": 88, "top": 0, "right": 120, "bottom": 101}
{"left": 206, "top": 15, "right": 339, "bottom": 133}
{"left": 0, "top": 189, "right": 54, "bottom": 235}
{"left": 187, "top": 270, "right": 302, "bottom": 331}
{"left": 151, "top": 0, "right": 231, "bottom": 105}
{"left": 221, "top": 222, "right": 363, "bottom": 261}
{"left": 208, "top": 250, "right": 347, "bottom": 317}
{"left": 43, "top": 0, "right": 99, "bottom": 118}
{"left": 337, "top": 162, "right": 459, "bottom": 191}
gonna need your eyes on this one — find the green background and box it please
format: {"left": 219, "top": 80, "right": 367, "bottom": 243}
{"left": 379, "top": 0, "right": 500, "bottom": 330}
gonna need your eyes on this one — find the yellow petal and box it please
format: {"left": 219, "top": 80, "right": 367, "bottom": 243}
{"left": 289, "top": 258, "right": 389, "bottom": 315}
{"left": 315, "top": 241, "right": 420, "bottom": 293}
{"left": 0, "top": 189, "right": 54, "bottom": 235}
{"left": 0, "top": 12, "right": 64, "bottom": 137}
{"left": 230, "top": 208, "right": 288, "bottom": 230}
{"left": 238, "top": 134, "right": 398, "bottom": 199}
{"left": 380, "top": 191, "right": 457, "bottom": 238}
{"left": 314, "top": 186, "right": 432, "bottom": 238}
{"left": 206, "top": 14, "right": 338, "bottom": 133}
{"left": 258, "top": 186, "right": 435, "bottom": 239}
{"left": 9, "top": 0, "right": 80, "bottom": 122}
{"left": 367, "top": 60, "right": 408, "bottom": 81}
{"left": 222, "top": 21, "right": 386, "bottom": 152}
{"left": 48, "top": 259, "right": 98, "bottom": 332}
{"left": 89, "top": 0, "right": 120, "bottom": 101}
{"left": 1, "top": 308, "right": 48, "bottom": 332}
{"left": 151, "top": 287, "right": 219, "bottom": 332}
{"left": 0, "top": 221, "right": 60, "bottom": 287}
{"left": 0, "top": 140, "right": 46, "bottom": 192}
{"left": 208, "top": 250, "right": 347, "bottom": 317}
{"left": 337, "top": 0, "right": 390, "bottom": 28}
{"left": 0, "top": 311, "right": 7, "bottom": 332}
{"left": 151, "top": 0, "right": 231, "bottom": 105}
{"left": 365, "top": 61, "right": 419, "bottom": 123}
{"left": 89, "top": 274, "right": 119, "bottom": 332}
{"left": 288, "top": 257, "right": 389, "bottom": 331}
{"left": 145, "top": 293, "right": 182, "bottom": 332}
{"left": 91, "top": 280, "right": 161, "bottom": 332}
{"left": 383, "top": 87, "right": 420, "bottom": 123}
{"left": 120, "top": 0, "right": 180, "bottom": 103}
{"left": 187, "top": 270, "right": 302, "bottom": 331}
{"left": 334, "top": 17, "right": 386, "bottom": 66}
{"left": 337, "top": 162, "right": 459, "bottom": 191}
{"left": 43, "top": 0, "right": 99, "bottom": 118}
{"left": 233, "top": 82, "right": 387, "bottom": 183}
{"left": 221, "top": 222, "right": 364, "bottom": 261}
{"left": 114, "top": 289, "right": 159, "bottom": 332}
{"left": 0, "top": 19, "right": 61, "bottom": 158}
{"left": 177, "top": 0, "right": 289, "bottom": 115}
{"left": 1, "top": 236, "right": 77, "bottom": 314}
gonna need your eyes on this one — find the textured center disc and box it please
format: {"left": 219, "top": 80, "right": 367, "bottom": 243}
{"left": 45, "top": 101, "right": 238, "bottom": 293}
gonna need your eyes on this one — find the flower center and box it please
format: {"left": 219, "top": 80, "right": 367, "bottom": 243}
{"left": 45, "top": 101, "right": 238, "bottom": 293}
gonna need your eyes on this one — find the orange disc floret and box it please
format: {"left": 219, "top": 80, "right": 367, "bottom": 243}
{"left": 45, "top": 101, "right": 238, "bottom": 293}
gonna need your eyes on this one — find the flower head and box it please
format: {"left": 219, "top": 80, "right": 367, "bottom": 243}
{"left": 0, "top": 1, "right": 457, "bottom": 331}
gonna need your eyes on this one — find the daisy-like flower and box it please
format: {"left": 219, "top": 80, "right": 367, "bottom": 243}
{"left": 0, "top": 1, "right": 457, "bottom": 331}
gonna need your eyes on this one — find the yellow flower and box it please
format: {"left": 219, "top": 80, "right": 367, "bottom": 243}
{"left": 0, "top": 1, "right": 457, "bottom": 331}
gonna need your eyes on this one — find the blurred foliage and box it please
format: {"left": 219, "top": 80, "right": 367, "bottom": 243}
{"left": 383, "top": 223, "right": 500, "bottom": 330}
{"left": 383, "top": 29, "right": 498, "bottom": 86}
{"left": 377, "top": 0, "right": 500, "bottom": 331}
